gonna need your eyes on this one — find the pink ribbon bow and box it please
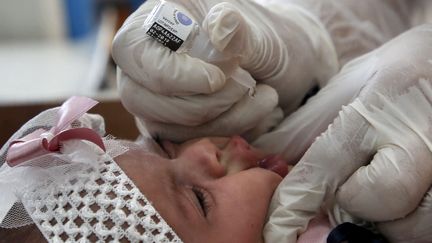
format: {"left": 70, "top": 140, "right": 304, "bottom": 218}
{"left": 6, "top": 96, "right": 106, "bottom": 167}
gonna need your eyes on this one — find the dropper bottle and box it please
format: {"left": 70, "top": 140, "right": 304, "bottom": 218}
{"left": 144, "top": 0, "right": 256, "bottom": 95}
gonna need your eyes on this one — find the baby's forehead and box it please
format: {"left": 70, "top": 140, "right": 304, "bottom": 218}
{"left": 115, "top": 146, "right": 175, "bottom": 183}
{"left": 117, "top": 146, "right": 166, "bottom": 163}
{"left": 118, "top": 137, "right": 169, "bottom": 156}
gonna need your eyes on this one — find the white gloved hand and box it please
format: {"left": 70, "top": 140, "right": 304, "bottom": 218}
{"left": 264, "top": 24, "right": 432, "bottom": 243}
{"left": 252, "top": 0, "right": 413, "bottom": 164}
{"left": 112, "top": 0, "right": 338, "bottom": 142}
{"left": 253, "top": 52, "right": 375, "bottom": 164}
{"left": 117, "top": 67, "right": 283, "bottom": 142}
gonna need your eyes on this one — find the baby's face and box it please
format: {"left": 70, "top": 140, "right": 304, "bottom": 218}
{"left": 116, "top": 136, "right": 289, "bottom": 243}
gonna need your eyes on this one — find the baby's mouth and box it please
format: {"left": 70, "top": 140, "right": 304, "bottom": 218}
{"left": 258, "top": 155, "right": 290, "bottom": 178}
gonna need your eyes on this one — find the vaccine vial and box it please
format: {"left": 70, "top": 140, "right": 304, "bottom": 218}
{"left": 143, "top": 0, "right": 256, "bottom": 94}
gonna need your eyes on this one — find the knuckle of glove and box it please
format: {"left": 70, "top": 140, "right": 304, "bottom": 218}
{"left": 337, "top": 140, "right": 432, "bottom": 221}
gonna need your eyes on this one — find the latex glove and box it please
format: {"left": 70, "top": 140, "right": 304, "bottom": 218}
{"left": 264, "top": 24, "right": 432, "bottom": 243}
{"left": 136, "top": 97, "right": 283, "bottom": 143}
{"left": 119, "top": 70, "right": 281, "bottom": 142}
{"left": 253, "top": 53, "right": 375, "bottom": 164}
{"left": 253, "top": 0, "right": 413, "bottom": 163}
{"left": 112, "top": 0, "right": 338, "bottom": 142}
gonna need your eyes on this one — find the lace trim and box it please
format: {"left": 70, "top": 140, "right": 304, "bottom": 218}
{"left": 22, "top": 159, "right": 182, "bottom": 243}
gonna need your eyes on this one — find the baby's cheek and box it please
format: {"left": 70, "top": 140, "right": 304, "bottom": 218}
{"left": 222, "top": 149, "right": 264, "bottom": 172}
{"left": 215, "top": 170, "right": 280, "bottom": 236}
{"left": 226, "top": 168, "right": 281, "bottom": 200}
{"left": 259, "top": 168, "right": 284, "bottom": 189}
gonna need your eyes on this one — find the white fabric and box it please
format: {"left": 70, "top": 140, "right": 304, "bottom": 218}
{"left": 410, "top": 0, "right": 432, "bottom": 26}
{"left": 112, "top": 0, "right": 338, "bottom": 142}
{"left": 264, "top": 24, "right": 432, "bottom": 243}
{"left": 265, "top": 0, "right": 411, "bottom": 66}
{"left": 0, "top": 106, "right": 182, "bottom": 243}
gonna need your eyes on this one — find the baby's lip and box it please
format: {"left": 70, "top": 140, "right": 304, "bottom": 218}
{"left": 258, "top": 155, "right": 289, "bottom": 178}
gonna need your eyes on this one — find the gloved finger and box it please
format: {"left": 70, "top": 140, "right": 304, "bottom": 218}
{"left": 265, "top": 104, "right": 376, "bottom": 243}
{"left": 336, "top": 138, "right": 432, "bottom": 222}
{"left": 117, "top": 69, "right": 249, "bottom": 126}
{"left": 138, "top": 84, "right": 279, "bottom": 142}
{"left": 112, "top": 1, "right": 226, "bottom": 95}
{"left": 203, "top": 2, "right": 247, "bottom": 56}
{"left": 376, "top": 186, "right": 432, "bottom": 243}
{"left": 335, "top": 74, "right": 432, "bottom": 223}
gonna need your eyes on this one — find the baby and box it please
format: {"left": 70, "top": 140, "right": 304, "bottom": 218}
{"left": 0, "top": 136, "right": 291, "bottom": 242}
{"left": 0, "top": 97, "right": 296, "bottom": 243}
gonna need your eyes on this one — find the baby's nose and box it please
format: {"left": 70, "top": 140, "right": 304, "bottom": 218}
{"left": 221, "top": 136, "right": 265, "bottom": 174}
{"left": 197, "top": 140, "right": 227, "bottom": 178}
{"left": 228, "top": 136, "right": 250, "bottom": 150}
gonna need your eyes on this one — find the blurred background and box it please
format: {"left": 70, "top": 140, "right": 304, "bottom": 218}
{"left": 0, "top": 0, "right": 146, "bottom": 144}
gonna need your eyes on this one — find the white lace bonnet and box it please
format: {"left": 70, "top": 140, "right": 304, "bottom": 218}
{"left": 0, "top": 96, "right": 182, "bottom": 243}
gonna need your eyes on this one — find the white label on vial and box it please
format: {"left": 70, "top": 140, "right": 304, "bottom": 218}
{"left": 144, "top": 2, "right": 195, "bottom": 51}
